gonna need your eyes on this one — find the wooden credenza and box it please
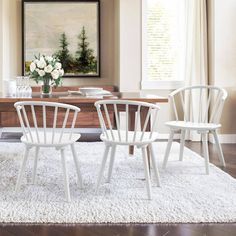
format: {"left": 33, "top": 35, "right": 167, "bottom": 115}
{"left": 0, "top": 86, "right": 117, "bottom": 128}
{"left": 0, "top": 86, "right": 168, "bottom": 129}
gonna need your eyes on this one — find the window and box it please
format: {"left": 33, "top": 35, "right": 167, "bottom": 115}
{"left": 142, "top": 0, "right": 185, "bottom": 89}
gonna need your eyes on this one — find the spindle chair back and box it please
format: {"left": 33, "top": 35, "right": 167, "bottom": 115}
{"left": 95, "top": 100, "right": 160, "bottom": 145}
{"left": 169, "top": 85, "right": 227, "bottom": 125}
{"left": 163, "top": 86, "right": 227, "bottom": 175}
{"left": 14, "top": 101, "right": 81, "bottom": 146}
{"left": 95, "top": 100, "right": 161, "bottom": 200}
{"left": 14, "top": 101, "right": 82, "bottom": 202}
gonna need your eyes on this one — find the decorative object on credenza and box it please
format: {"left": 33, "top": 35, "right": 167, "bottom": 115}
{"left": 22, "top": 0, "right": 100, "bottom": 78}
{"left": 3, "top": 77, "right": 32, "bottom": 98}
{"left": 16, "top": 76, "right": 32, "bottom": 98}
{"left": 29, "top": 55, "right": 64, "bottom": 95}
{"left": 3, "top": 80, "right": 17, "bottom": 98}
{"left": 68, "top": 87, "right": 112, "bottom": 97}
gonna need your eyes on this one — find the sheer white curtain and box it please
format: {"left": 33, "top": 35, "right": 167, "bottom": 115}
{"left": 184, "top": 0, "right": 208, "bottom": 141}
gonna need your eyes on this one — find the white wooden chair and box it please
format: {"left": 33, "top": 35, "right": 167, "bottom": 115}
{"left": 14, "top": 101, "right": 83, "bottom": 202}
{"left": 95, "top": 100, "right": 161, "bottom": 200}
{"left": 162, "top": 86, "right": 228, "bottom": 174}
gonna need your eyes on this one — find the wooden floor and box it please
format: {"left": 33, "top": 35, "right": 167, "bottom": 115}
{"left": 0, "top": 133, "right": 235, "bottom": 236}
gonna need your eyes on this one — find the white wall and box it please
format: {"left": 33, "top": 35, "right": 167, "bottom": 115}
{"left": 213, "top": 0, "right": 236, "bottom": 134}
{"left": 215, "top": 0, "right": 236, "bottom": 88}
{"left": 118, "top": 0, "right": 141, "bottom": 92}
{"left": 1, "top": 0, "right": 21, "bottom": 81}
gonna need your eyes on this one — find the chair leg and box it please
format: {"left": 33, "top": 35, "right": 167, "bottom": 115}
{"left": 179, "top": 130, "right": 186, "bottom": 161}
{"left": 60, "top": 148, "right": 71, "bottom": 202}
{"left": 15, "top": 146, "right": 30, "bottom": 192}
{"left": 107, "top": 145, "right": 117, "bottom": 183}
{"left": 149, "top": 144, "right": 161, "bottom": 187}
{"left": 96, "top": 145, "right": 110, "bottom": 192}
{"left": 142, "top": 147, "right": 152, "bottom": 200}
{"left": 202, "top": 133, "right": 210, "bottom": 175}
{"left": 162, "top": 130, "right": 174, "bottom": 169}
{"left": 32, "top": 147, "right": 40, "bottom": 184}
{"left": 146, "top": 146, "right": 151, "bottom": 174}
{"left": 71, "top": 144, "right": 83, "bottom": 188}
{"left": 212, "top": 130, "right": 226, "bottom": 167}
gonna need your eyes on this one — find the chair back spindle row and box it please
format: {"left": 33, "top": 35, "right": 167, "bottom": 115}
{"left": 14, "top": 101, "right": 81, "bottom": 145}
{"left": 95, "top": 100, "right": 160, "bottom": 144}
{"left": 169, "top": 86, "right": 227, "bottom": 124}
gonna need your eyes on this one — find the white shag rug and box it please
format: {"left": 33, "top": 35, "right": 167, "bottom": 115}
{"left": 0, "top": 141, "right": 235, "bottom": 224}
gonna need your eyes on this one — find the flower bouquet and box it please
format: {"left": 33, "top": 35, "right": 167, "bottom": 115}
{"left": 29, "top": 55, "right": 64, "bottom": 95}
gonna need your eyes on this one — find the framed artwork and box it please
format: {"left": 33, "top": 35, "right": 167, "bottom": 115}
{"left": 22, "top": 0, "right": 100, "bottom": 78}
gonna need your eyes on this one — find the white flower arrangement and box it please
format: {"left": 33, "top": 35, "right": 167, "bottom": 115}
{"left": 29, "top": 55, "right": 64, "bottom": 88}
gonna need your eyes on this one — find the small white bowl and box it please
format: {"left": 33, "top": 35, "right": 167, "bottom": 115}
{"left": 79, "top": 87, "right": 103, "bottom": 95}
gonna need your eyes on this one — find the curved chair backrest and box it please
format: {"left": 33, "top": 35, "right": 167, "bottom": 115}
{"left": 95, "top": 100, "right": 160, "bottom": 143}
{"left": 14, "top": 101, "right": 80, "bottom": 144}
{"left": 169, "top": 86, "right": 227, "bottom": 124}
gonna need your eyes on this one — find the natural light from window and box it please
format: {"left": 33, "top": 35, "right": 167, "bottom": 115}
{"left": 143, "top": 0, "right": 185, "bottom": 87}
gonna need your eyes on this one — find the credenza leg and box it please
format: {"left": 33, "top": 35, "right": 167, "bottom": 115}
{"left": 129, "top": 110, "right": 135, "bottom": 156}
{"left": 129, "top": 146, "right": 134, "bottom": 155}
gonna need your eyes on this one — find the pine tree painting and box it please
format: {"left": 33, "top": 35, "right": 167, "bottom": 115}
{"left": 76, "top": 27, "right": 97, "bottom": 74}
{"left": 54, "top": 28, "right": 97, "bottom": 75}
{"left": 55, "top": 33, "right": 73, "bottom": 73}
{"left": 24, "top": 1, "right": 100, "bottom": 77}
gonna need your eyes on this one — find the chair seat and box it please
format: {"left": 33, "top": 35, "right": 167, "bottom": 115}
{"left": 166, "top": 121, "right": 221, "bottom": 131}
{"left": 100, "top": 130, "right": 159, "bottom": 145}
{"left": 21, "top": 131, "right": 81, "bottom": 147}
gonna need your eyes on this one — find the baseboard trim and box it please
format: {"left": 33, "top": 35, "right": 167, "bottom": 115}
{"left": 1, "top": 128, "right": 235, "bottom": 144}
{"left": 209, "top": 134, "right": 236, "bottom": 144}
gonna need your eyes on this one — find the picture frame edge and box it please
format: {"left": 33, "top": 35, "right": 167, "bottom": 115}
{"left": 22, "top": 0, "right": 101, "bottom": 79}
